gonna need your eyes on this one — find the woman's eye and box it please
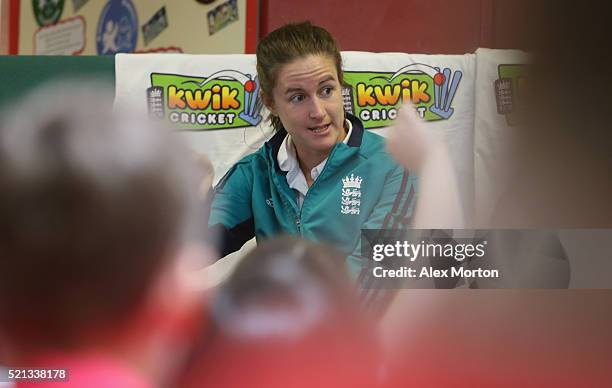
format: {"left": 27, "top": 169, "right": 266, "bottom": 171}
{"left": 320, "top": 87, "right": 334, "bottom": 97}
{"left": 290, "top": 94, "right": 305, "bottom": 103}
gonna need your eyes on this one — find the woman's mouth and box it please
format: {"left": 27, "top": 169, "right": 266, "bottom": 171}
{"left": 308, "top": 123, "right": 331, "bottom": 134}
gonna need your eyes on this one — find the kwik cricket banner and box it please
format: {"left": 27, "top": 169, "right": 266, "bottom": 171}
{"left": 115, "top": 53, "right": 267, "bottom": 182}
{"left": 114, "top": 52, "right": 476, "bottom": 218}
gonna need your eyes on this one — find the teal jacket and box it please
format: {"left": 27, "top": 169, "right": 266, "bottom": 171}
{"left": 209, "top": 114, "right": 416, "bottom": 276}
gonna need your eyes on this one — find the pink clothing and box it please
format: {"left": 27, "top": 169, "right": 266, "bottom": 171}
{"left": 15, "top": 353, "right": 150, "bottom": 388}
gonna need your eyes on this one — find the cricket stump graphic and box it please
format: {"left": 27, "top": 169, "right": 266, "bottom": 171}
{"left": 386, "top": 64, "right": 463, "bottom": 120}
{"left": 239, "top": 76, "right": 263, "bottom": 126}
{"left": 199, "top": 70, "right": 263, "bottom": 126}
{"left": 430, "top": 67, "right": 462, "bottom": 119}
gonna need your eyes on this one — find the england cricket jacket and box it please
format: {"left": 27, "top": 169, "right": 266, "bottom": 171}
{"left": 208, "top": 114, "right": 417, "bottom": 277}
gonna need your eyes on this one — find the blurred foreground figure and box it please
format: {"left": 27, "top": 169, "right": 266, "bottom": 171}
{"left": 380, "top": 290, "right": 612, "bottom": 387}
{"left": 382, "top": 1, "right": 612, "bottom": 386}
{"left": 490, "top": 1, "right": 612, "bottom": 227}
{"left": 180, "top": 237, "right": 381, "bottom": 388}
{"left": 0, "top": 82, "right": 211, "bottom": 387}
{"left": 388, "top": 1, "right": 611, "bottom": 229}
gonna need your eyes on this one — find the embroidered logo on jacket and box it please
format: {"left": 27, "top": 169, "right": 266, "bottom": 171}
{"left": 341, "top": 174, "right": 362, "bottom": 215}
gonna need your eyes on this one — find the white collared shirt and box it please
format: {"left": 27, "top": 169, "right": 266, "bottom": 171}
{"left": 278, "top": 119, "right": 353, "bottom": 208}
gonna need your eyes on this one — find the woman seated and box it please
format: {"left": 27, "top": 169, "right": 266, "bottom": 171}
{"left": 208, "top": 22, "right": 417, "bottom": 278}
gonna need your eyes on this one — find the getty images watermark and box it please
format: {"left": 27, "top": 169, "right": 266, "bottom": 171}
{"left": 360, "top": 229, "right": 502, "bottom": 288}
{"left": 370, "top": 238, "right": 496, "bottom": 279}
{"left": 361, "top": 229, "right": 612, "bottom": 289}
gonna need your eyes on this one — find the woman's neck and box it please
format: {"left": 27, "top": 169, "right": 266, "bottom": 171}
{"left": 292, "top": 124, "right": 347, "bottom": 184}
{"left": 295, "top": 147, "right": 330, "bottom": 184}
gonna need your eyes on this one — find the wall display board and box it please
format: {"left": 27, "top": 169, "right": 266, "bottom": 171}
{"left": 1, "top": 1, "right": 9, "bottom": 54}
{"left": 15, "top": 0, "right": 254, "bottom": 55}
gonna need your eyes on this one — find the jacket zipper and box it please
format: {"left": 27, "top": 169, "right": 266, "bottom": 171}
{"left": 295, "top": 144, "right": 341, "bottom": 236}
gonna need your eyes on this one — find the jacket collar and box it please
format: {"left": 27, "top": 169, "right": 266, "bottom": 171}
{"left": 267, "top": 113, "right": 364, "bottom": 163}
{"left": 345, "top": 113, "right": 364, "bottom": 147}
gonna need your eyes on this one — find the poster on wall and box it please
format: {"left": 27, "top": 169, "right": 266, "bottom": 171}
{"left": 34, "top": 15, "right": 85, "bottom": 54}
{"left": 17, "top": 0, "right": 253, "bottom": 55}
{"left": 142, "top": 6, "right": 167, "bottom": 46}
{"left": 32, "top": 0, "right": 65, "bottom": 27}
{"left": 95, "top": 0, "right": 138, "bottom": 55}
{"left": 207, "top": 0, "right": 238, "bottom": 35}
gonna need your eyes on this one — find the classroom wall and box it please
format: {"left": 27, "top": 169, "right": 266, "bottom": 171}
{"left": 261, "top": 0, "right": 527, "bottom": 54}
{"left": 5, "top": 1, "right": 531, "bottom": 56}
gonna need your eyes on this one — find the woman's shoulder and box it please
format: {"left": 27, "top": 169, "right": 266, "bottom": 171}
{"left": 215, "top": 148, "right": 272, "bottom": 190}
{"left": 229, "top": 147, "right": 272, "bottom": 174}
{"left": 359, "top": 130, "right": 394, "bottom": 159}
{"left": 361, "top": 129, "right": 386, "bottom": 145}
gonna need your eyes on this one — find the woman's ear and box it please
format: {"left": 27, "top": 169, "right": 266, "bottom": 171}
{"left": 261, "top": 91, "right": 276, "bottom": 116}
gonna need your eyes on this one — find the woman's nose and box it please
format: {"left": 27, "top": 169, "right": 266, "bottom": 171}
{"left": 309, "top": 97, "right": 325, "bottom": 120}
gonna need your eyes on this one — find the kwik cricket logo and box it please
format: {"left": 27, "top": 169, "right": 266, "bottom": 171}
{"left": 147, "top": 70, "right": 263, "bottom": 130}
{"left": 343, "top": 64, "right": 463, "bottom": 128}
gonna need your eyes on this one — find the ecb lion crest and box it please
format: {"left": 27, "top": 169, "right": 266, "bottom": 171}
{"left": 341, "top": 174, "right": 362, "bottom": 215}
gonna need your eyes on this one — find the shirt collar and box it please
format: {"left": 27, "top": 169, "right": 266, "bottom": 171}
{"left": 278, "top": 118, "right": 353, "bottom": 175}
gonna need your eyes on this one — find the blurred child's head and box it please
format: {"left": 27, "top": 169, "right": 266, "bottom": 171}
{"left": 182, "top": 237, "right": 381, "bottom": 388}
{"left": 0, "top": 81, "right": 210, "bottom": 357}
